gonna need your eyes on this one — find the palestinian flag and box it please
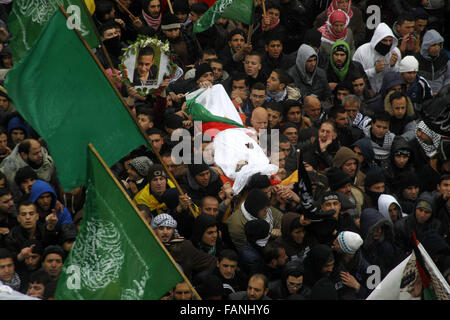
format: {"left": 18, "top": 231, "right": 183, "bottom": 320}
{"left": 185, "top": 84, "right": 246, "bottom": 138}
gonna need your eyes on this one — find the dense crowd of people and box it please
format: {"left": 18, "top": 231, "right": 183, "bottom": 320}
{"left": 0, "top": 0, "right": 449, "bottom": 300}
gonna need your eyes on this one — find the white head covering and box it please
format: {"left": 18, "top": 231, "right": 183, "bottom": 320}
{"left": 337, "top": 231, "right": 363, "bottom": 254}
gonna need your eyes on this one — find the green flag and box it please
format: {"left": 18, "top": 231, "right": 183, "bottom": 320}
{"left": 7, "top": 0, "right": 100, "bottom": 63}
{"left": 54, "top": 144, "right": 186, "bottom": 300}
{"left": 4, "top": 9, "right": 146, "bottom": 191}
{"left": 193, "top": 0, "right": 254, "bottom": 34}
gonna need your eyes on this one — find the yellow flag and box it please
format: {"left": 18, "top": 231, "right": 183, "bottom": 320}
{"left": 84, "top": 0, "right": 95, "bottom": 14}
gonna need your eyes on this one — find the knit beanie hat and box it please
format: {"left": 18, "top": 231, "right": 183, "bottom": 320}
{"left": 399, "top": 55, "right": 419, "bottom": 73}
{"left": 188, "top": 162, "right": 209, "bottom": 177}
{"left": 326, "top": 167, "right": 352, "bottom": 191}
{"left": 396, "top": 171, "right": 420, "bottom": 190}
{"left": 337, "top": 231, "right": 363, "bottom": 254}
{"left": 303, "top": 28, "right": 322, "bottom": 49}
{"left": 59, "top": 223, "right": 78, "bottom": 244}
{"left": 194, "top": 63, "right": 213, "bottom": 82}
{"left": 364, "top": 169, "right": 386, "bottom": 189}
{"left": 150, "top": 213, "right": 177, "bottom": 229}
{"left": 172, "top": 0, "right": 189, "bottom": 14}
{"left": 191, "top": 2, "right": 208, "bottom": 14}
{"left": 129, "top": 156, "right": 153, "bottom": 178}
{"left": 14, "top": 166, "right": 38, "bottom": 186}
{"left": 42, "top": 245, "right": 65, "bottom": 261}
{"left": 161, "top": 13, "right": 181, "bottom": 30}
{"left": 147, "top": 164, "right": 167, "bottom": 181}
{"left": 244, "top": 188, "right": 270, "bottom": 217}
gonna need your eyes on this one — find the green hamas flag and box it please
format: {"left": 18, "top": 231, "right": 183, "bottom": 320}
{"left": 193, "top": 0, "right": 254, "bottom": 34}
{"left": 54, "top": 144, "right": 186, "bottom": 300}
{"left": 7, "top": 0, "right": 100, "bottom": 63}
{"left": 4, "top": 9, "right": 146, "bottom": 191}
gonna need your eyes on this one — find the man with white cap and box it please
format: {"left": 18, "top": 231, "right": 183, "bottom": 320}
{"left": 151, "top": 213, "right": 217, "bottom": 280}
{"left": 332, "top": 231, "right": 371, "bottom": 298}
{"left": 398, "top": 55, "right": 433, "bottom": 110}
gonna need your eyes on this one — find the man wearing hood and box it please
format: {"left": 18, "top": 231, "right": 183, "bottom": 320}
{"left": 415, "top": 29, "right": 450, "bottom": 94}
{"left": 382, "top": 136, "right": 415, "bottom": 188}
{"left": 273, "top": 212, "right": 317, "bottom": 263}
{"left": 190, "top": 213, "right": 224, "bottom": 257}
{"left": 267, "top": 259, "right": 311, "bottom": 300}
{"left": 394, "top": 171, "right": 421, "bottom": 216}
{"left": 351, "top": 137, "right": 379, "bottom": 175}
{"left": 353, "top": 23, "right": 401, "bottom": 94}
{"left": 29, "top": 180, "right": 72, "bottom": 231}
{"left": 363, "top": 168, "right": 387, "bottom": 209}
{"left": 360, "top": 207, "right": 400, "bottom": 279}
{"left": 394, "top": 192, "right": 445, "bottom": 256}
{"left": 302, "top": 244, "right": 358, "bottom": 300}
{"left": 332, "top": 146, "right": 366, "bottom": 190}
{"left": 327, "top": 40, "right": 368, "bottom": 92}
{"left": 288, "top": 44, "right": 331, "bottom": 102}
{"left": 377, "top": 194, "right": 407, "bottom": 224}
{"left": 365, "top": 70, "right": 407, "bottom": 114}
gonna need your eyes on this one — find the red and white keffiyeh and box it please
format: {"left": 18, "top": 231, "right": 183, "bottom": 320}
{"left": 318, "top": 9, "right": 350, "bottom": 43}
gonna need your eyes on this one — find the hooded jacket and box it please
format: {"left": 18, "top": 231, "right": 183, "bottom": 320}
{"left": 332, "top": 146, "right": 365, "bottom": 189}
{"left": 303, "top": 244, "right": 357, "bottom": 299}
{"left": 352, "top": 23, "right": 401, "bottom": 93}
{"left": 415, "top": 29, "right": 450, "bottom": 94}
{"left": 273, "top": 212, "right": 317, "bottom": 261}
{"left": 288, "top": 44, "right": 332, "bottom": 101}
{"left": 394, "top": 192, "right": 444, "bottom": 256}
{"left": 377, "top": 194, "right": 406, "bottom": 223}
{"left": 268, "top": 259, "right": 312, "bottom": 300}
{"left": 351, "top": 137, "right": 378, "bottom": 175}
{"left": 359, "top": 208, "right": 399, "bottom": 277}
{"left": 382, "top": 136, "right": 415, "bottom": 187}
{"left": 29, "top": 180, "right": 73, "bottom": 229}
{"left": 181, "top": 168, "right": 223, "bottom": 207}
{"left": 366, "top": 71, "right": 406, "bottom": 114}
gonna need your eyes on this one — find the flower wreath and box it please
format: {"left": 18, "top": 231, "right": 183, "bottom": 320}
{"left": 119, "top": 35, "right": 178, "bottom": 97}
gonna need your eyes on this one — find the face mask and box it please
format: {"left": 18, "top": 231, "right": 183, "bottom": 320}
{"left": 375, "top": 41, "right": 392, "bottom": 56}
{"left": 103, "top": 36, "right": 122, "bottom": 57}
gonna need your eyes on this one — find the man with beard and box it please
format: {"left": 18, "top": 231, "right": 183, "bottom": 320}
{"left": 29, "top": 180, "right": 73, "bottom": 232}
{"left": 159, "top": 13, "right": 201, "bottom": 71}
{"left": 0, "top": 139, "right": 58, "bottom": 201}
{"left": 136, "top": 0, "right": 162, "bottom": 35}
{"left": 228, "top": 273, "right": 272, "bottom": 300}
{"left": 219, "top": 29, "right": 252, "bottom": 74}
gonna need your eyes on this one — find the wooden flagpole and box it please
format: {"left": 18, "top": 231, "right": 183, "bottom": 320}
{"left": 88, "top": 143, "right": 202, "bottom": 300}
{"left": 59, "top": 5, "right": 199, "bottom": 219}
{"left": 114, "top": 0, "right": 137, "bottom": 20}
{"left": 167, "top": 0, "right": 174, "bottom": 14}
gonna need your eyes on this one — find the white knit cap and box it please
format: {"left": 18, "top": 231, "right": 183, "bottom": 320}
{"left": 399, "top": 55, "right": 419, "bottom": 73}
{"left": 337, "top": 231, "right": 363, "bottom": 254}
